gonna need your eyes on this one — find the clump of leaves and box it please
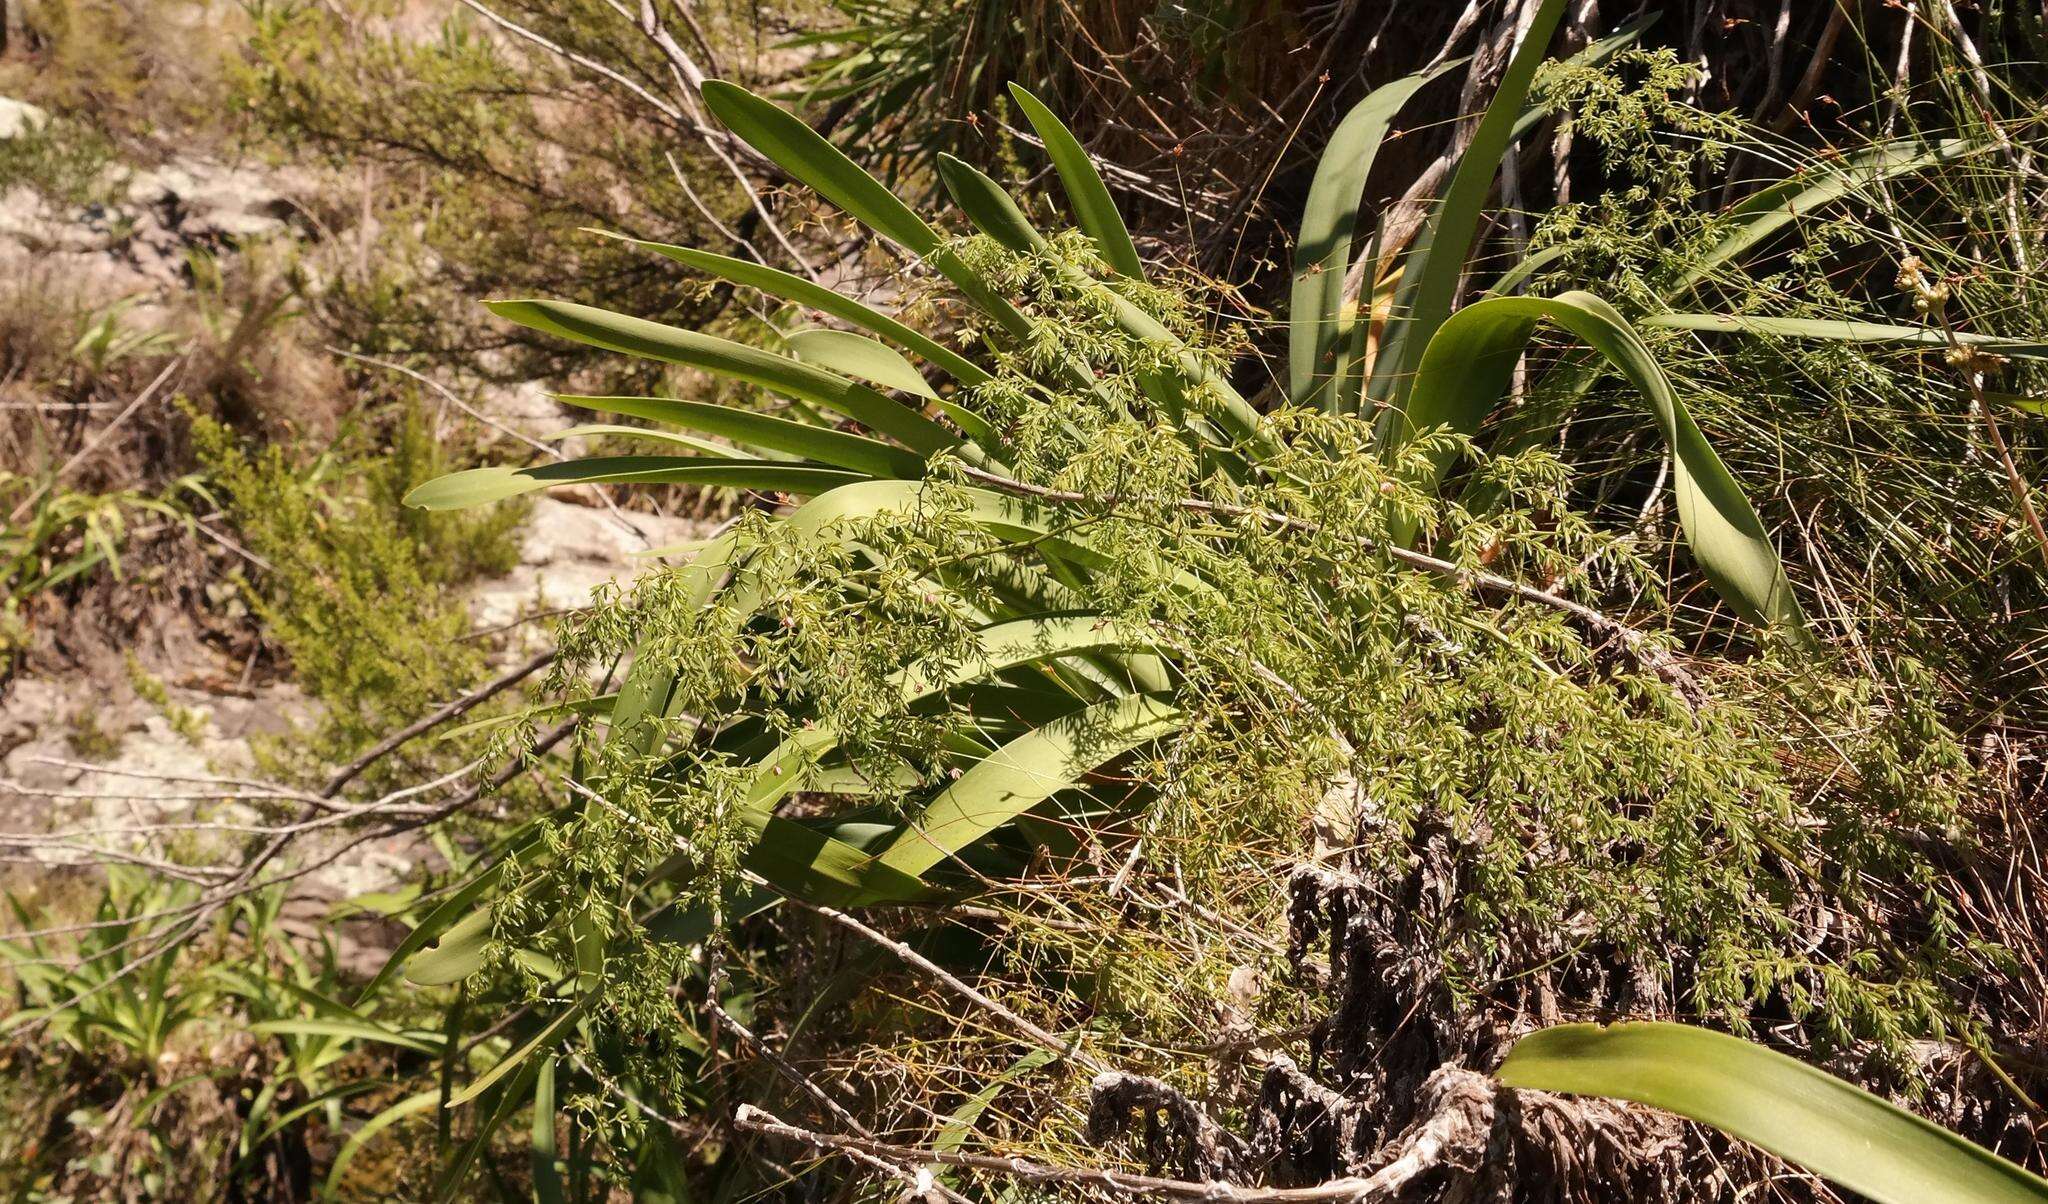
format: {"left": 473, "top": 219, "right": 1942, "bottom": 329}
{"left": 387, "top": 11, "right": 2015, "bottom": 1188}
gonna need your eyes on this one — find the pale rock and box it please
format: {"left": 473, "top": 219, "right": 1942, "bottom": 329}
{"left": 0, "top": 97, "right": 49, "bottom": 140}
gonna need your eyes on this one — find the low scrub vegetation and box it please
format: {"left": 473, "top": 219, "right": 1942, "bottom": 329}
{"left": 4, "top": 0, "right": 2048, "bottom": 1200}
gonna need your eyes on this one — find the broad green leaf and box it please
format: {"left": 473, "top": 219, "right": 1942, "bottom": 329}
{"left": 1372, "top": 0, "right": 1568, "bottom": 419}
{"left": 702, "top": 79, "right": 943, "bottom": 256}
{"left": 405, "top": 458, "right": 865, "bottom": 512}
{"left": 784, "top": 329, "right": 940, "bottom": 399}
{"left": 699, "top": 81, "right": 1032, "bottom": 338}
{"left": 371, "top": 844, "right": 531, "bottom": 997}
{"left": 486, "top": 299, "right": 959, "bottom": 455}
{"left": 938, "top": 152, "right": 1046, "bottom": 254}
{"left": 554, "top": 394, "right": 925, "bottom": 477}
{"left": 878, "top": 693, "right": 1181, "bottom": 878}
{"left": 738, "top": 614, "right": 1158, "bottom": 816}
{"left": 744, "top": 812, "right": 934, "bottom": 906}
{"left": 1498, "top": 1022, "right": 2048, "bottom": 1204}
{"left": 531, "top": 1058, "right": 566, "bottom": 1204}
{"left": 406, "top": 903, "right": 495, "bottom": 988}
{"left": 1645, "top": 312, "right": 2048, "bottom": 358}
{"left": 1992, "top": 391, "right": 2048, "bottom": 415}
{"left": 1291, "top": 64, "right": 1453, "bottom": 412}
{"left": 604, "top": 235, "right": 991, "bottom": 386}
{"left": 1400, "top": 291, "right": 1805, "bottom": 635}
{"left": 1008, "top": 83, "right": 1144, "bottom": 278}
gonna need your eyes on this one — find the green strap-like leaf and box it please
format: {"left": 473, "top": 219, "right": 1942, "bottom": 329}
{"left": 878, "top": 693, "right": 1181, "bottom": 878}
{"left": 404, "top": 458, "right": 866, "bottom": 511}
{"left": 325, "top": 1089, "right": 440, "bottom": 1196}
{"left": 554, "top": 394, "right": 925, "bottom": 477}
{"left": 1290, "top": 64, "right": 1453, "bottom": 412}
{"left": 784, "top": 329, "right": 941, "bottom": 399}
{"left": 1645, "top": 311, "right": 2048, "bottom": 358}
{"left": 248, "top": 1019, "right": 446, "bottom": 1055}
{"left": 449, "top": 992, "right": 594, "bottom": 1108}
{"left": 1007, "top": 83, "right": 1144, "bottom": 279}
{"left": 1399, "top": 290, "right": 1806, "bottom": 635}
{"left": 700, "top": 81, "right": 1033, "bottom": 339}
{"left": 531, "top": 1058, "right": 566, "bottom": 1204}
{"left": 1679, "top": 140, "right": 1973, "bottom": 292}
{"left": 938, "top": 152, "right": 1047, "bottom": 254}
{"left": 605, "top": 235, "right": 992, "bottom": 386}
{"left": 703, "top": 79, "right": 943, "bottom": 256}
{"left": 550, "top": 424, "right": 744, "bottom": 457}
{"left": 1372, "top": 0, "right": 1568, "bottom": 419}
{"left": 486, "top": 299, "right": 959, "bottom": 455}
{"left": 1498, "top": 1023, "right": 2048, "bottom": 1204}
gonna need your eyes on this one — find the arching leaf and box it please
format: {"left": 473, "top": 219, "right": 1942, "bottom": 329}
{"left": 1500, "top": 1023, "right": 2048, "bottom": 1204}
{"left": 1399, "top": 291, "right": 1805, "bottom": 635}
{"left": 1008, "top": 83, "right": 1144, "bottom": 278}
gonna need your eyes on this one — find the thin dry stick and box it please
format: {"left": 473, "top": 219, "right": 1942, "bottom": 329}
{"left": 735, "top": 1090, "right": 1487, "bottom": 1203}
{"left": 767, "top": 880, "right": 1106, "bottom": 1074}
{"left": 325, "top": 346, "right": 553, "bottom": 457}
{"left": 322, "top": 648, "right": 556, "bottom": 796}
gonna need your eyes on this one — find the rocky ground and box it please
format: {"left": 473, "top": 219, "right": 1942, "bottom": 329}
{"left": 0, "top": 92, "right": 708, "bottom": 920}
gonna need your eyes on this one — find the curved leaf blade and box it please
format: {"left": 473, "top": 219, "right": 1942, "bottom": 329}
{"left": 1400, "top": 291, "right": 1805, "bottom": 635}
{"left": 1499, "top": 1022, "right": 2048, "bottom": 1204}
{"left": 702, "top": 79, "right": 942, "bottom": 256}
{"left": 784, "top": 329, "right": 941, "bottom": 400}
{"left": 1645, "top": 312, "right": 2048, "bottom": 358}
{"left": 555, "top": 394, "right": 925, "bottom": 477}
{"left": 937, "top": 152, "right": 1046, "bottom": 254}
{"left": 486, "top": 299, "right": 958, "bottom": 456}
{"left": 1007, "top": 83, "right": 1143, "bottom": 278}
{"left": 404, "top": 459, "right": 867, "bottom": 512}
{"left": 877, "top": 693, "right": 1181, "bottom": 878}
{"left": 605, "top": 235, "right": 992, "bottom": 386}
{"left": 1373, "top": 0, "right": 1568, "bottom": 416}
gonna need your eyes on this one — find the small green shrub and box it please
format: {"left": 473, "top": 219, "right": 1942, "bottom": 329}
{"left": 189, "top": 406, "right": 524, "bottom": 780}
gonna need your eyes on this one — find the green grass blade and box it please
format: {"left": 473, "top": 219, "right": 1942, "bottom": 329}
{"left": 1644, "top": 311, "right": 2048, "bottom": 357}
{"left": 1679, "top": 140, "right": 1974, "bottom": 292}
{"left": 1498, "top": 1023, "right": 2048, "bottom": 1204}
{"left": 248, "top": 1019, "right": 446, "bottom": 1055}
{"left": 1007, "top": 83, "right": 1143, "bottom": 278}
{"left": 404, "top": 459, "right": 867, "bottom": 511}
{"left": 325, "top": 1089, "right": 440, "bottom": 1197}
{"left": 1400, "top": 291, "right": 1805, "bottom": 635}
{"left": 1291, "top": 64, "right": 1452, "bottom": 412}
{"left": 449, "top": 993, "right": 594, "bottom": 1108}
{"left": 554, "top": 395, "right": 926, "bottom": 477}
{"left": 784, "top": 329, "right": 940, "bottom": 399}
{"left": 486, "top": 299, "right": 959, "bottom": 455}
